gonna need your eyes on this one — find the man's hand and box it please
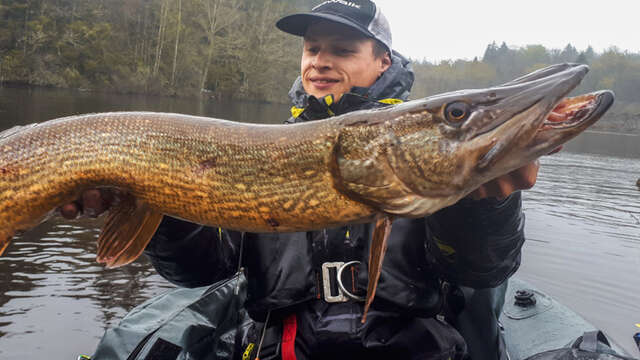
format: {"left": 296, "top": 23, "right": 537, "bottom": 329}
{"left": 60, "top": 189, "right": 115, "bottom": 219}
{"left": 468, "top": 161, "right": 540, "bottom": 200}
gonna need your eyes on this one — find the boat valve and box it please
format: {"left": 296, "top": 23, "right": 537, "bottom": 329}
{"left": 514, "top": 289, "right": 536, "bottom": 307}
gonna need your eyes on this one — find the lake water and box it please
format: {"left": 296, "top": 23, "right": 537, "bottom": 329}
{"left": 0, "top": 86, "right": 638, "bottom": 358}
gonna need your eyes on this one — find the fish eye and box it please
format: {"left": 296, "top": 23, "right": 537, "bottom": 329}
{"left": 444, "top": 102, "right": 470, "bottom": 126}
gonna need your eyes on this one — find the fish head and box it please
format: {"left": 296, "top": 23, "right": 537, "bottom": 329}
{"left": 395, "top": 63, "right": 613, "bottom": 213}
{"left": 335, "top": 64, "right": 614, "bottom": 217}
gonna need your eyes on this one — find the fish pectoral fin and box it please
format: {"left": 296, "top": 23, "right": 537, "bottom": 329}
{"left": 96, "top": 193, "right": 164, "bottom": 268}
{"left": 362, "top": 214, "right": 393, "bottom": 323}
{"left": 0, "top": 231, "right": 14, "bottom": 256}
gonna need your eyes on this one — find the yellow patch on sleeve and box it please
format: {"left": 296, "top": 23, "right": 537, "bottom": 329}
{"left": 378, "top": 98, "right": 404, "bottom": 105}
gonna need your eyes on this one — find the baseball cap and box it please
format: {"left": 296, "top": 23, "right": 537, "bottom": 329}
{"left": 276, "top": 0, "right": 392, "bottom": 53}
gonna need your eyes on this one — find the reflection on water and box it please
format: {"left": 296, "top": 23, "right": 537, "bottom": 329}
{"left": 0, "top": 218, "right": 174, "bottom": 359}
{"left": 0, "top": 86, "right": 638, "bottom": 358}
{"left": 0, "top": 86, "right": 288, "bottom": 127}
{"left": 519, "top": 152, "right": 640, "bottom": 356}
{"left": 565, "top": 131, "right": 640, "bottom": 159}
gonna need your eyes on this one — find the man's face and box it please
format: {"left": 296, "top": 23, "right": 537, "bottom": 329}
{"left": 301, "top": 21, "right": 391, "bottom": 102}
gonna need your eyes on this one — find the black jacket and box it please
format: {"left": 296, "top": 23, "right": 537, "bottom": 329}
{"left": 143, "top": 52, "right": 525, "bottom": 358}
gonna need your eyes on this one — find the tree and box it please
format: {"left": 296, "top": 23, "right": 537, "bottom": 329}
{"left": 482, "top": 41, "right": 498, "bottom": 64}
{"left": 170, "top": 0, "right": 181, "bottom": 87}
{"left": 196, "top": 0, "right": 244, "bottom": 91}
{"left": 153, "top": 0, "right": 170, "bottom": 77}
{"left": 559, "top": 44, "right": 578, "bottom": 63}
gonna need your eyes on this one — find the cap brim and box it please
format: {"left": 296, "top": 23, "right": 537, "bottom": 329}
{"left": 276, "top": 13, "right": 374, "bottom": 40}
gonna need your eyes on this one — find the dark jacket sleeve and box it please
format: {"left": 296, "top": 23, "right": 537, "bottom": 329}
{"left": 143, "top": 216, "right": 241, "bottom": 288}
{"left": 424, "top": 192, "right": 526, "bottom": 289}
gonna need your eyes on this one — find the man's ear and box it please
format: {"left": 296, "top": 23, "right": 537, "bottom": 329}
{"left": 379, "top": 52, "right": 392, "bottom": 75}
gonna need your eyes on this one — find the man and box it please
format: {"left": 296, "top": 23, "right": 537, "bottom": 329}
{"left": 64, "top": 1, "right": 538, "bottom": 359}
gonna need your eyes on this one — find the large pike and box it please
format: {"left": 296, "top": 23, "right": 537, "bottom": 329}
{"left": 0, "top": 64, "right": 613, "bottom": 320}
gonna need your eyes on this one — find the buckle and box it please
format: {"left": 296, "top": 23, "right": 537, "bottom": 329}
{"left": 337, "top": 261, "right": 366, "bottom": 302}
{"left": 321, "top": 261, "right": 365, "bottom": 303}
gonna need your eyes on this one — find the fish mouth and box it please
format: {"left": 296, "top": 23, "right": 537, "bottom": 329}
{"left": 531, "top": 90, "right": 614, "bottom": 150}
{"left": 542, "top": 91, "right": 613, "bottom": 130}
{"left": 455, "top": 64, "right": 592, "bottom": 141}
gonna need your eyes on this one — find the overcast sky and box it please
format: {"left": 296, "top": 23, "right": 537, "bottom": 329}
{"left": 373, "top": 0, "right": 639, "bottom": 62}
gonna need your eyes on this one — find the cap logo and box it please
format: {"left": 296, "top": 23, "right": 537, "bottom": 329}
{"left": 312, "top": 0, "right": 362, "bottom": 11}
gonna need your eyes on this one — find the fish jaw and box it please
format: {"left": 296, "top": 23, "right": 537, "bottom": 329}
{"left": 462, "top": 90, "right": 614, "bottom": 191}
{"left": 530, "top": 90, "right": 614, "bottom": 154}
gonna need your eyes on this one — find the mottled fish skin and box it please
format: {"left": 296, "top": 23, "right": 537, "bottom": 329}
{"left": 0, "top": 112, "right": 377, "bottom": 237}
{"left": 0, "top": 64, "right": 614, "bottom": 320}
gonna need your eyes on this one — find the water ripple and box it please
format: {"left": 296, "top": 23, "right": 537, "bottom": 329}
{"left": 520, "top": 152, "right": 640, "bottom": 355}
{"left": 0, "top": 217, "right": 174, "bottom": 358}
